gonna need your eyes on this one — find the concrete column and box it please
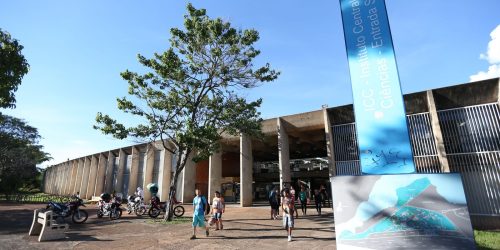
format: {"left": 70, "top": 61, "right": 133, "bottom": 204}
{"left": 51, "top": 168, "right": 56, "bottom": 194}
{"left": 62, "top": 164, "right": 68, "bottom": 194}
{"left": 55, "top": 166, "right": 60, "bottom": 194}
{"left": 59, "top": 165, "right": 65, "bottom": 195}
{"left": 160, "top": 149, "right": 172, "bottom": 201}
{"left": 240, "top": 133, "right": 253, "bottom": 207}
{"left": 323, "top": 107, "right": 337, "bottom": 178}
{"left": 143, "top": 144, "right": 156, "bottom": 202}
{"left": 61, "top": 163, "right": 69, "bottom": 195}
{"left": 52, "top": 167, "right": 57, "bottom": 194}
{"left": 73, "top": 158, "right": 84, "bottom": 195}
{"left": 181, "top": 152, "right": 196, "bottom": 203}
{"left": 50, "top": 166, "right": 55, "bottom": 194}
{"left": 94, "top": 153, "right": 107, "bottom": 196}
{"left": 46, "top": 168, "right": 51, "bottom": 194}
{"left": 54, "top": 165, "right": 61, "bottom": 195}
{"left": 80, "top": 157, "right": 91, "bottom": 198}
{"left": 41, "top": 168, "right": 47, "bottom": 193}
{"left": 86, "top": 155, "right": 99, "bottom": 198}
{"left": 426, "top": 90, "right": 450, "bottom": 172}
{"left": 208, "top": 152, "right": 222, "bottom": 202}
{"left": 104, "top": 151, "right": 116, "bottom": 194}
{"left": 45, "top": 168, "right": 51, "bottom": 194}
{"left": 68, "top": 160, "right": 77, "bottom": 195}
{"left": 277, "top": 118, "right": 291, "bottom": 191}
{"left": 66, "top": 160, "right": 76, "bottom": 195}
{"left": 114, "top": 149, "right": 127, "bottom": 195}
{"left": 497, "top": 78, "right": 500, "bottom": 112}
{"left": 65, "top": 162, "right": 71, "bottom": 195}
{"left": 128, "top": 147, "right": 140, "bottom": 197}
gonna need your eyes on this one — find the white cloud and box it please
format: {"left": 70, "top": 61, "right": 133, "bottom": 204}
{"left": 470, "top": 25, "right": 500, "bottom": 81}
{"left": 480, "top": 25, "right": 500, "bottom": 64}
{"left": 470, "top": 64, "right": 500, "bottom": 82}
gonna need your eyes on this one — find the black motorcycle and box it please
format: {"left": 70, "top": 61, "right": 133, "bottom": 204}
{"left": 46, "top": 196, "right": 88, "bottom": 224}
{"left": 97, "top": 193, "right": 123, "bottom": 220}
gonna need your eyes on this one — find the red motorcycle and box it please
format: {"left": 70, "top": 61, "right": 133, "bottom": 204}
{"left": 148, "top": 195, "right": 162, "bottom": 218}
{"left": 147, "top": 195, "right": 185, "bottom": 218}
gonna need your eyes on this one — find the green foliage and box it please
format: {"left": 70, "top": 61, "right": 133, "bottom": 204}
{"left": 0, "top": 29, "right": 48, "bottom": 193}
{"left": 475, "top": 230, "right": 500, "bottom": 250}
{"left": 0, "top": 29, "right": 29, "bottom": 109}
{"left": 0, "top": 114, "right": 51, "bottom": 193}
{"left": 95, "top": 3, "right": 278, "bottom": 162}
{"left": 95, "top": 3, "right": 278, "bottom": 220}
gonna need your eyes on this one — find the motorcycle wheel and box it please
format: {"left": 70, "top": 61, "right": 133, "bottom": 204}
{"left": 110, "top": 208, "right": 122, "bottom": 220}
{"left": 135, "top": 206, "right": 146, "bottom": 216}
{"left": 173, "top": 205, "right": 185, "bottom": 217}
{"left": 148, "top": 207, "right": 161, "bottom": 218}
{"left": 72, "top": 210, "right": 88, "bottom": 224}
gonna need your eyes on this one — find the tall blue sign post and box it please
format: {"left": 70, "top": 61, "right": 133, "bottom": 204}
{"left": 332, "top": 1, "right": 476, "bottom": 249}
{"left": 340, "top": 0, "right": 414, "bottom": 175}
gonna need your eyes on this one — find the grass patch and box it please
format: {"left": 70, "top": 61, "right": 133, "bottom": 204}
{"left": 475, "top": 230, "right": 500, "bottom": 250}
{"left": 0, "top": 192, "right": 71, "bottom": 203}
{"left": 147, "top": 217, "right": 192, "bottom": 225}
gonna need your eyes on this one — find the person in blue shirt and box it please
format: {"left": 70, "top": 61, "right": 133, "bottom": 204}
{"left": 191, "top": 189, "right": 209, "bottom": 239}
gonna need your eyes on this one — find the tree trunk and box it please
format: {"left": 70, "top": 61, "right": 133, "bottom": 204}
{"left": 163, "top": 149, "right": 190, "bottom": 221}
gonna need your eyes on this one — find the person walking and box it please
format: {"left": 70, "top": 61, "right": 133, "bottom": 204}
{"left": 190, "top": 189, "right": 209, "bottom": 239}
{"left": 282, "top": 188, "right": 295, "bottom": 242}
{"left": 314, "top": 189, "right": 322, "bottom": 216}
{"left": 211, "top": 191, "right": 225, "bottom": 230}
{"left": 298, "top": 186, "right": 308, "bottom": 215}
{"left": 290, "top": 185, "right": 299, "bottom": 219}
{"left": 320, "top": 184, "right": 329, "bottom": 207}
{"left": 269, "top": 186, "right": 279, "bottom": 220}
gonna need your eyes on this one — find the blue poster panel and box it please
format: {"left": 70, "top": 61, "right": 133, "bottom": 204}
{"left": 331, "top": 173, "right": 476, "bottom": 250}
{"left": 339, "top": 0, "right": 415, "bottom": 174}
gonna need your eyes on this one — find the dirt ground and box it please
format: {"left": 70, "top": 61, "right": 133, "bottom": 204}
{"left": 0, "top": 202, "right": 336, "bottom": 249}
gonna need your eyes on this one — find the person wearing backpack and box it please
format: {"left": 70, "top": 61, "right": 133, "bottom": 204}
{"left": 191, "top": 189, "right": 209, "bottom": 239}
{"left": 269, "top": 186, "right": 279, "bottom": 220}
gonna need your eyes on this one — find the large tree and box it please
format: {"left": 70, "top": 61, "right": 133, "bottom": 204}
{"left": 0, "top": 29, "right": 48, "bottom": 194}
{"left": 0, "top": 29, "right": 29, "bottom": 109}
{"left": 94, "top": 4, "right": 279, "bottom": 220}
{"left": 0, "top": 115, "right": 51, "bottom": 195}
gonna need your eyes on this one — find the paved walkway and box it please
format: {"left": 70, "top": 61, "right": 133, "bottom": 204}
{"left": 0, "top": 202, "right": 336, "bottom": 249}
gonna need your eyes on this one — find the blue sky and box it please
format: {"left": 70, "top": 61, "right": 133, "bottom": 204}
{"left": 1, "top": 0, "right": 499, "bottom": 166}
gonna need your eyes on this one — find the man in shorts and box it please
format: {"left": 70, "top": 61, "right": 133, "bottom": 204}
{"left": 191, "top": 189, "right": 209, "bottom": 239}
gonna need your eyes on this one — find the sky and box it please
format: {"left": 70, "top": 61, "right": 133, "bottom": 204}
{"left": 1, "top": 0, "right": 499, "bottom": 167}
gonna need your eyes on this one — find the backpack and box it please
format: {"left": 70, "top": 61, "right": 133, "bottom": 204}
{"left": 200, "top": 196, "right": 210, "bottom": 215}
{"left": 269, "top": 190, "right": 276, "bottom": 203}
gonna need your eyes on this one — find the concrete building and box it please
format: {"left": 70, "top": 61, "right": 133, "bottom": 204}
{"left": 43, "top": 78, "right": 500, "bottom": 229}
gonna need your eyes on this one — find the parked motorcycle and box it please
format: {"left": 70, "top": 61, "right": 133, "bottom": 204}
{"left": 147, "top": 195, "right": 185, "bottom": 218}
{"left": 163, "top": 202, "right": 185, "bottom": 218}
{"left": 97, "top": 193, "right": 123, "bottom": 220}
{"left": 148, "top": 195, "right": 162, "bottom": 218}
{"left": 46, "top": 196, "right": 88, "bottom": 224}
{"left": 126, "top": 195, "right": 146, "bottom": 216}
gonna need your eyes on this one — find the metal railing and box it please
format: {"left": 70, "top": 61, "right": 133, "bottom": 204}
{"left": 331, "top": 112, "right": 441, "bottom": 175}
{"left": 438, "top": 103, "right": 500, "bottom": 154}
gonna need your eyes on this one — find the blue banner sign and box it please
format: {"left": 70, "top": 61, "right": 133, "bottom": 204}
{"left": 339, "top": 0, "right": 415, "bottom": 174}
